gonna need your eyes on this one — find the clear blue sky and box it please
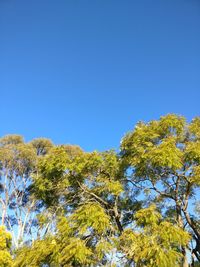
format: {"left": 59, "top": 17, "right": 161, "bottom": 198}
{"left": 0, "top": 0, "right": 200, "bottom": 151}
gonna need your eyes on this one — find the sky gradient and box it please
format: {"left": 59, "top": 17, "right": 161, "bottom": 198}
{"left": 0, "top": 0, "right": 200, "bottom": 151}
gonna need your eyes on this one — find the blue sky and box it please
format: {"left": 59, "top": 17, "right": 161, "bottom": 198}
{"left": 0, "top": 0, "right": 200, "bottom": 151}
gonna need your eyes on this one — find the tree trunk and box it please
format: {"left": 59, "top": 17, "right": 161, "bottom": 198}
{"left": 176, "top": 204, "right": 189, "bottom": 267}
{"left": 182, "top": 247, "right": 189, "bottom": 267}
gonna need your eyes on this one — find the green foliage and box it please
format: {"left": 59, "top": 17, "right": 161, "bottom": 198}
{"left": 32, "top": 146, "right": 70, "bottom": 205}
{"left": 56, "top": 217, "right": 93, "bottom": 266}
{"left": 0, "top": 141, "right": 37, "bottom": 176}
{"left": 119, "top": 206, "right": 190, "bottom": 267}
{"left": 159, "top": 114, "right": 186, "bottom": 136}
{"left": 0, "top": 114, "right": 200, "bottom": 266}
{"left": 13, "top": 237, "right": 59, "bottom": 267}
{"left": 121, "top": 114, "right": 187, "bottom": 174}
{"left": 71, "top": 202, "right": 111, "bottom": 235}
{"left": 14, "top": 217, "right": 92, "bottom": 267}
{"left": 120, "top": 114, "right": 200, "bottom": 266}
{"left": 189, "top": 117, "right": 200, "bottom": 140}
{"left": 150, "top": 136, "right": 183, "bottom": 169}
{"left": 0, "top": 136, "right": 40, "bottom": 248}
{"left": 0, "top": 226, "right": 12, "bottom": 267}
{"left": 30, "top": 138, "right": 53, "bottom": 155}
{"left": 134, "top": 204, "right": 162, "bottom": 226}
{"left": 59, "top": 238, "right": 92, "bottom": 266}
{"left": 0, "top": 135, "right": 24, "bottom": 146}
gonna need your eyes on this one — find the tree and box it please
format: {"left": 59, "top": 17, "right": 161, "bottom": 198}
{"left": 0, "top": 114, "right": 198, "bottom": 266}
{"left": 25, "top": 134, "right": 190, "bottom": 266}
{"left": 0, "top": 135, "right": 53, "bottom": 248}
{"left": 29, "top": 147, "right": 124, "bottom": 265}
{"left": 120, "top": 114, "right": 200, "bottom": 265}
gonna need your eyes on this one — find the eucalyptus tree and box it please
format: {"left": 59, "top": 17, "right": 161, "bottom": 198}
{"left": 0, "top": 135, "right": 53, "bottom": 248}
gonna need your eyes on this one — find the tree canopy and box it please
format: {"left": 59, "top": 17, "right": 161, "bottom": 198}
{"left": 0, "top": 114, "right": 200, "bottom": 266}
